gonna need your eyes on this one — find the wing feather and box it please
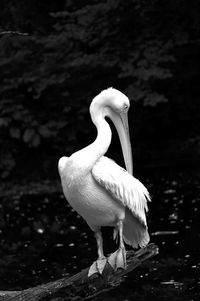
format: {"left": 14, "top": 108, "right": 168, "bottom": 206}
{"left": 92, "top": 156, "right": 150, "bottom": 227}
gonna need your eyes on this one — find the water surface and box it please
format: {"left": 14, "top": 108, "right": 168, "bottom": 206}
{"left": 0, "top": 169, "right": 199, "bottom": 300}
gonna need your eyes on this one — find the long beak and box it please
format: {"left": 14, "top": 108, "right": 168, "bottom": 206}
{"left": 109, "top": 111, "right": 133, "bottom": 175}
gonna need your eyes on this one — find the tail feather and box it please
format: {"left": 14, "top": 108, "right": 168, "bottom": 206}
{"left": 122, "top": 208, "right": 150, "bottom": 248}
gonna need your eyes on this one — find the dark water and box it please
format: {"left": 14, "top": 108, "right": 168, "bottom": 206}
{"left": 0, "top": 169, "right": 200, "bottom": 300}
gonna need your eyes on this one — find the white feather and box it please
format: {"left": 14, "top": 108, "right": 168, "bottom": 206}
{"left": 59, "top": 88, "right": 151, "bottom": 251}
{"left": 92, "top": 156, "right": 150, "bottom": 227}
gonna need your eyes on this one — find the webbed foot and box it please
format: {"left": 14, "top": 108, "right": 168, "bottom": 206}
{"left": 108, "top": 247, "right": 126, "bottom": 271}
{"left": 88, "top": 257, "right": 107, "bottom": 277}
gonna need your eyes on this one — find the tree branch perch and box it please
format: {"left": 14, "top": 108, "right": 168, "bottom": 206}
{"left": 0, "top": 243, "right": 158, "bottom": 301}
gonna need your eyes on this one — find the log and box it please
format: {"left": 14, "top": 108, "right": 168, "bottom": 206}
{"left": 0, "top": 243, "right": 158, "bottom": 301}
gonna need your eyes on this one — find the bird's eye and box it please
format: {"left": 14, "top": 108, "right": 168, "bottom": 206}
{"left": 123, "top": 104, "right": 129, "bottom": 112}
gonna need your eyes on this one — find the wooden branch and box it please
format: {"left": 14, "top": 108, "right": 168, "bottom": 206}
{"left": 0, "top": 243, "right": 158, "bottom": 301}
{"left": 0, "top": 31, "right": 29, "bottom": 36}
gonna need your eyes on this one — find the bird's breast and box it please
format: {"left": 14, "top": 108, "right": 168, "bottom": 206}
{"left": 60, "top": 161, "right": 125, "bottom": 228}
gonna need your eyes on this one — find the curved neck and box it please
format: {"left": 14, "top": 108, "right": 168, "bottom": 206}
{"left": 89, "top": 95, "right": 112, "bottom": 160}
{"left": 75, "top": 114, "right": 111, "bottom": 169}
{"left": 90, "top": 115, "right": 112, "bottom": 158}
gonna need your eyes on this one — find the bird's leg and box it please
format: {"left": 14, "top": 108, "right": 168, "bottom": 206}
{"left": 108, "top": 220, "right": 126, "bottom": 271}
{"left": 88, "top": 228, "right": 107, "bottom": 277}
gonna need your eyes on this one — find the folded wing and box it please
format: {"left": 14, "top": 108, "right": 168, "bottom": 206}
{"left": 92, "top": 156, "right": 150, "bottom": 228}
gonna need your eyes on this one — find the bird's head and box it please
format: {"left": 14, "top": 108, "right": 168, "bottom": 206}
{"left": 90, "top": 87, "right": 130, "bottom": 117}
{"left": 90, "top": 87, "right": 133, "bottom": 174}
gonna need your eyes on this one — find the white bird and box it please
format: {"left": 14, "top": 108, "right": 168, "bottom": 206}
{"left": 58, "top": 88, "right": 150, "bottom": 277}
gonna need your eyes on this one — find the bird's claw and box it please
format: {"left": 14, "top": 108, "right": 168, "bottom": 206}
{"left": 88, "top": 257, "right": 107, "bottom": 277}
{"left": 108, "top": 247, "right": 126, "bottom": 271}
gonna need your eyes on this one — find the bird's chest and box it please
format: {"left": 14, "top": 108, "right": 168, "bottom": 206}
{"left": 61, "top": 167, "right": 87, "bottom": 201}
{"left": 61, "top": 171, "right": 101, "bottom": 209}
{"left": 60, "top": 170, "right": 124, "bottom": 227}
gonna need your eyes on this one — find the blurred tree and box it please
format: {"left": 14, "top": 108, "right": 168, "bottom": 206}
{"left": 0, "top": 0, "right": 200, "bottom": 179}
{"left": 0, "top": 0, "right": 66, "bottom": 34}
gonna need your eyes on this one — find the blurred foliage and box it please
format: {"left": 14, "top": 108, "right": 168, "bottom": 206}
{"left": 0, "top": 0, "right": 200, "bottom": 178}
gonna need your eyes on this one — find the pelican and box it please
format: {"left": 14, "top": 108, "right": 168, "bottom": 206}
{"left": 58, "top": 88, "right": 150, "bottom": 276}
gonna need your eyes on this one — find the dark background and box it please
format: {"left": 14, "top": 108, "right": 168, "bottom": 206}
{"left": 0, "top": 0, "right": 200, "bottom": 180}
{"left": 0, "top": 2, "right": 200, "bottom": 299}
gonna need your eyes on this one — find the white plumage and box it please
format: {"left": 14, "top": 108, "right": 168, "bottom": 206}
{"left": 58, "top": 87, "right": 150, "bottom": 276}
{"left": 92, "top": 156, "right": 150, "bottom": 225}
{"left": 92, "top": 156, "right": 150, "bottom": 248}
